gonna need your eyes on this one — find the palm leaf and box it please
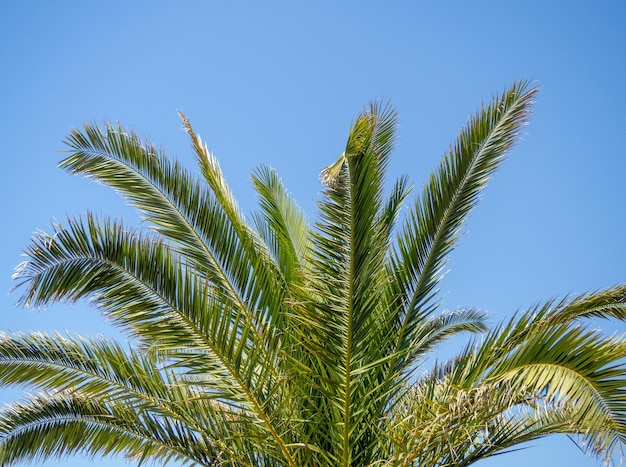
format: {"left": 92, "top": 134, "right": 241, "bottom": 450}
{"left": 11, "top": 214, "right": 296, "bottom": 464}
{"left": 0, "top": 392, "right": 215, "bottom": 466}
{"left": 388, "top": 81, "right": 538, "bottom": 372}
{"left": 251, "top": 164, "right": 310, "bottom": 287}
{"left": 61, "top": 120, "right": 286, "bottom": 365}
{"left": 391, "top": 288, "right": 626, "bottom": 466}
{"left": 292, "top": 101, "right": 403, "bottom": 465}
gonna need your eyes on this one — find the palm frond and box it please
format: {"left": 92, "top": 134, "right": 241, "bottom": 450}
{"left": 180, "top": 114, "right": 290, "bottom": 332}
{"left": 393, "top": 289, "right": 626, "bottom": 466}
{"left": 0, "top": 332, "right": 170, "bottom": 405}
{"left": 251, "top": 164, "right": 310, "bottom": 288}
{"left": 486, "top": 326, "right": 626, "bottom": 459}
{"left": 13, "top": 214, "right": 228, "bottom": 357}
{"left": 0, "top": 392, "right": 211, "bottom": 466}
{"left": 292, "top": 101, "right": 405, "bottom": 465}
{"left": 61, "top": 121, "right": 222, "bottom": 282}
{"left": 389, "top": 81, "right": 538, "bottom": 371}
{"left": 62, "top": 120, "right": 287, "bottom": 358}
{"left": 10, "top": 214, "right": 299, "bottom": 462}
{"left": 409, "top": 308, "right": 488, "bottom": 362}
{"left": 547, "top": 285, "right": 626, "bottom": 324}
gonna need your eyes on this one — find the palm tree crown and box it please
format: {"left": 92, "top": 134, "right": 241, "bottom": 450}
{"left": 2, "top": 81, "right": 626, "bottom": 466}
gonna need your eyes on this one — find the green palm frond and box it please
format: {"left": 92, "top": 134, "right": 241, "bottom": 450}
{"left": 61, "top": 121, "right": 220, "bottom": 277}
{"left": 0, "top": 392, "right": 215, "bottom": 466}
{"left": 390, "top": 289, "right": 626, "bottom": 466}
{"left": 409, "top": 308, "right": 488, "bottom": 360}
{"left": 11, "top": 214, "right": 296, "bottom": 464}
{"left": 547, "top": 285, "right": 626, "bottom": 324}
{"left": 486, "top": 325, "right": 626, "bottom": 459}
{"left": 180, "top": 114, "right": 290, "bottom": 333}
{"left": 0, "top": 331, "right": 173, "bottom": 406}
{"left": 62, "top": 120, "right": 286, "bottom": 354}
{"left": 13, "top": 214, "right": 235, "bottom": 360}
{"left": 251, "top": 164, "right": 310, "bottom": 287}
{"left": 389, "top": 81, "right": 538, "bottom": 369}
{"left": 295, "top": 101, "right": 404, "bottom": 465}
{"left": 0, "top": 331, "right": 295, "bottom": 466}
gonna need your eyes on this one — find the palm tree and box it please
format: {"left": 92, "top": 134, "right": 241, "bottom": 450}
{"left": 1, "top": 81, "right": 625, "bottom": 466}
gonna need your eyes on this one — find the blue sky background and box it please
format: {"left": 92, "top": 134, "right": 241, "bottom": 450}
{"left": 1, "top": 2, "right": 625, "bottom": 466}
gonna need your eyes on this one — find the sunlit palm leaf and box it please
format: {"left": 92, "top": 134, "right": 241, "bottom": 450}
{"left": 0, "top": 392, "right": 217, "bottom": 466}
{"left": 251, "top": 164, "right": 310, "bottom": 287}
{"left": 11, "top": 213, "right": 296, "bottom": 464}
{"left": 391, "top": 287, "right": 626, "bottom": 465}
{"left": 389, "top": 81, "right": 538, "bottom": 372}
{"left": 61, "top": 121, "right": 286, "bottom": 368}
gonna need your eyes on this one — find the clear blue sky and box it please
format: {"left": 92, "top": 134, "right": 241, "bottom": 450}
{"left": 1, "top": 2, "right": 625, "bottom": 466}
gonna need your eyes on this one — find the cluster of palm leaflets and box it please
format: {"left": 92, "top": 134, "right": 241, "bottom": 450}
{"left": 2, "top": 80, "right": 626, "bottom": 466}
